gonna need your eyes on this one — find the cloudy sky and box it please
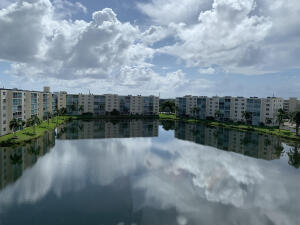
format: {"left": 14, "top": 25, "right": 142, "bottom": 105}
{"left": 0, "top": 0, "right": 299, "bottom": 98}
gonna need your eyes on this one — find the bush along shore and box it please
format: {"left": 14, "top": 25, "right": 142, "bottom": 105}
{"left": 0, "top": 116, "right": 72, "bottom": 147}
{"left": 159, "top": 113, "right": 300, "bottom": 142}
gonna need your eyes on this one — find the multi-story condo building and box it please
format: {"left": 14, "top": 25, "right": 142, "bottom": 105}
{"left": 94, "top": 95, "right": 106, "bottom": 115}
{"left": 283, "top": 97, "right": 300, "bottom": 113}
{"left": 66, "top": 94, "right": 79, "bottom": 115}
{"left": 176, "top": 95, "right": 285, "bottom": 126}
{"left": 105, "top": 94, "right": 120, "bottom": 113}
{"left": 130, "top": 95, "right": 144, "bottom": 115}
{"left": 0, "top": 87, "right": 56, "bottom": 136}
{"left": 175, "top": 95, "right": 198, "bottom": 117}
{"left": 260, "top": 97, "right": 284, "bottom": 126}
{"left": 246, "top": 97, "right": 262, "bottom": 126}
{"left": 78, "top": 94, "right": 94, "bottom": 113}
{"left": 57, "top": 91, "right": 67, "bottom": 109}
{"left": 219, "top": 96, "right": 232, "bottom": 121}
{"left": 0, "top": 86, "right": 159, "bottom": 137}
{"left": 25, "top": 91, "right": 40, "bottom": 119}
{"left": 52, "top": 93, "right": 58, "bottom": 113}
{"left": 64, "top": 94, "right": 159, "bottom": 116}
{"left": 230, "top": 97, "right": 246, "bottom": 122}
{"left": 40, "top": 87, "right": 52, "bottom": 120}
{"left": 206, "top": 96, "right": 219, "bottom": 118}
{"left": 196, "top": 96, "right": 207, "bottom": 119}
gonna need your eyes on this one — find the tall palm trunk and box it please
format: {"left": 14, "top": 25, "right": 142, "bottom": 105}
{"left": 296, "top": 123, "right": 299, "bottom": 136}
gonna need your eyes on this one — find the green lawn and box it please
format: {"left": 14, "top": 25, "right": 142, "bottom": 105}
{"left": 0, "top": 116, "right": 70, "bottom": 146}
{"left": 159, "top": 113, "right": 300, "bottom": 142}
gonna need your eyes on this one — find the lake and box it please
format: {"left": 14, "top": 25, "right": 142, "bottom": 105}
{"left": 0, "top": 119, "right": 299, "bottom": 225}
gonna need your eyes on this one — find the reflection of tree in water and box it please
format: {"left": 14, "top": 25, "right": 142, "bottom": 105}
{"left": 56, "top": 127, "right": 66, "bottom": 138}
{"left": 274, "top": 141, "right": 284, "bottom": 158}
{"left": 27, "top": 144, "right": 41, "bottom": 156}
{"left": 213, "top": 128, "right": 222, "bottom": 138}
{"left": 161, "top": 120, "right": 175, "bottom": 131}
{"left": 241, "top": 134, "right": 252, "bottom": 146}
{"left": 10, "top": 152, "right": 22, "bottom": 165}
{"left": 264, "top": 138, "right": 271, "bottom": 147}
{"left": 288, "top": 145, "right": 300, "bottom": 169}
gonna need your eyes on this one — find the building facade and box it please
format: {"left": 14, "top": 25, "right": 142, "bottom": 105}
{"left": 176, "top": 95, "right": 286, "bottom": 126}
{"left": 0, "top": 86, "right": 159, "bottom": 136}
{"left": 260, "top": 97, "right": 284, "bottom": 126}
{"left": 283, "top": 97, "right": 300, "bottom": 113}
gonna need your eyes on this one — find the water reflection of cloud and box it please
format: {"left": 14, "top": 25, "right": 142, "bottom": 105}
{"left": 0, "top": 137, "right": 299, "bottom": 225}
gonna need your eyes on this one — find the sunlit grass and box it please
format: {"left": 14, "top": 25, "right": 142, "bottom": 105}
{"left": 0, "top": 116, "right": 70, "bottom": 145}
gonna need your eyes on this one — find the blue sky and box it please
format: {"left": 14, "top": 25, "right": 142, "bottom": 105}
{"left": 0, "top": 0, "right": 299, "bottom": 98}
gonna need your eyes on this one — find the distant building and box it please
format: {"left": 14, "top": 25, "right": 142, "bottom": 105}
{"left": 0, "top": 86, "right": 159, "bottom": 136}
{"left": 230, "top": 97, "right": 246, "bottom": 122}
{"left": 176, "top": 95, "right": 286, "bottom": 126}
{"left": 283, "top": 97, "right": 300, "bottom": 113}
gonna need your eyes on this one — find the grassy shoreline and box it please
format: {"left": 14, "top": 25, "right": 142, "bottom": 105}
{"left": 0, "top": 116, "right": 71, "bottom": 146}
{"left": 159, "top": 113, "right": 300, "bottom": 142}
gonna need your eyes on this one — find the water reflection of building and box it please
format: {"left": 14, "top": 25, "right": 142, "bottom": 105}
{"left": 0, "top": 131, "right": 55, "bottom": 190}
{"left": 174, "top": 121, "right": 281, "bottom": 160}
{"left": 57, "top": 120, "right": 159, "bottom": 140}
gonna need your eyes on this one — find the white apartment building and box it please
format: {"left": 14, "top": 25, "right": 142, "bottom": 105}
{"left": 230, "top": 97, "right": 246, "bottom": 122}
{"left": 105, "top": 94, "right": 120, "bottom": 113}
{"left": 175, "top": 95, "right": 198, "bottom": 117}
{"left": 176, "top": 95, "right": 285, "bottom": 126}
{"left": 283, "top": 97, "right": 300, "bottom": 113}
{"left": 0, "top": 89, "right": 27, "bottom": 136}
{"left": 0, "top": 88, "right": 53, "bottom": 136}
{"left": 57, "top": 91, "right": 67, "bottom": 110}
{"left": 260, "top": 97, "right": 284, "bottom": 126}
{"left": 130, "top": 95, "right": 144, "bottom": 115}
{"left": 25, "top": 91, "right": 41, "bottom": 119}
{"left": 78, "top": 94, "right": 94, "bottom": 113}
{"left": 186, "top": 96, "right": 198, "bottom": 116}
{"left": 206, "top": 96, "right": 219, "bottom": 118}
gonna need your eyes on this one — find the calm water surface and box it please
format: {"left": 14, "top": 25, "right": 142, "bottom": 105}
{"left": 0, "top": 119, "right": 299, "bottom": 225}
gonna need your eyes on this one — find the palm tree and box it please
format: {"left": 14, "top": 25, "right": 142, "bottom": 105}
{"left": 47, "top": 112, "right": 52, "bottom": 125}
{"left": 242, "top": 111, "right": 252, "bottom": 125}
{"left": 55, "top": 108, "right": 60, "bottom": 124}
{"left": 276, "top": 108, "right": 285, "bottom": 131}
{"left": 214, "top": 110, "right": 221, "bottom": 121}
{"left": 289, "top": 111, "right": 300, "bottom": 136}
{"left": 10, "top": 153, "right": 23, "bottom": 165}
{"left": 32, "top": 115, "right": 41, "bottom": 134}
{"left": 192, "top": 107, "right": 198, "bottom": 119}
{"left": 175, "top": 106, "right": 179, "bottom": 117}
{"left": 26, "top": 118, "right": 33, "bottom": 129}
{"left": 60, "top": 107, "right": 67, "bottom": 116}
{"left": 287, "top": 145, "right": 300, "bottom": 168}
{"left": 265, "top": 117, "right": 272, "bottom": 126}
{"left": 20, "top": 120, "right": 26, "bottom": 130}
{"left": 9, "top": 118, "right": 19, "bottom": 138}
{"left": 71, "top": 102, "right": 77, "bottom": 114}
{"left": 79, "top": 105, "right": 84, "bottom": 115}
